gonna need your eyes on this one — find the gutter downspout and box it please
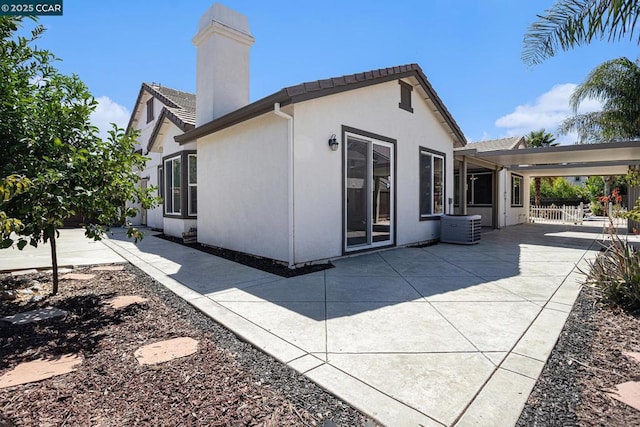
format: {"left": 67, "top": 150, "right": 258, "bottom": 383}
{"left": 274, "top": 103, "right": 295, "bottom": 269}
{"left": 502, "top": 167, "right": 507, "bottom": 229}
{"left": 461, "top": 157, "right": 468, "bottom": 215}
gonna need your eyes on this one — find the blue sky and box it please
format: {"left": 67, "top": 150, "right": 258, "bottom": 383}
{"left": 30, "top": 0, "right": 639, "bottom": 143}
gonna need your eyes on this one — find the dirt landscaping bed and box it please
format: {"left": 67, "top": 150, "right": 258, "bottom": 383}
{"left": 0, "top": 265, "right": 369, "bottom": 426}
{"left": 4, "top": 258, "right": 640, "bottom": 426}
{"left": 518, "top": 285, "right": 640, "bottom": 426}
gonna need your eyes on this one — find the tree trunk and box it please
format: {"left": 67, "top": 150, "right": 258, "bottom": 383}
{"left": 50, "top": 230, "right": 59, "bottom": 295}
{"left": 603, "top": 175, "right": 613, "bottom": 195}
{"left": 534, "top": 177, "right": 541, "bottom": 206}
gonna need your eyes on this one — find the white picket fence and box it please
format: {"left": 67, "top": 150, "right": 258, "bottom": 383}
{"left": 529, "top": 202, "right": 628, "bottom": 227}
{"left": 530, "top": 203, "right": 585, "bottom": 224}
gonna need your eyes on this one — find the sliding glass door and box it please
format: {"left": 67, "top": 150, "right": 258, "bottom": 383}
{"left": 345, "top": 133, "right": 394, "bottom": 251}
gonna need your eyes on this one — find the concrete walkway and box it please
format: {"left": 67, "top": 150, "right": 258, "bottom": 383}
{"left": 1, "top": 224, "right": 608, "bottom": 425}
{"left": 0, "top": 229, "right": 124, "bottom": 272}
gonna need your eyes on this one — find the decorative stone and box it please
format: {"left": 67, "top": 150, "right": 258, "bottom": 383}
{"left": 106, "top": 295, "right": 148, "bottom": 309}
{"left": 44, "top": 268, "right": 73, "bottom": 274}
{"left": 608, "top": 381, "right": 640, "bottom": 411}
{"left": 19, "top": 289, "right": 33, "bottom": 295}
{"left": 29, "top": 295, "right": 45, "bottom": 303}
{"left": 91, "top": 265, "right": 125, "bottom": 271}
{"left": 1, "top": 307, "right": 68, "bottom": 325}
{"left": 10, "top": 269, "right": 37, "bottom": 277}
{"left": 134, "top": 337, "right": 199, "bottom": 365}
{"left": 623, "top": 351, "right": 640, "bottom": 364}
{"left": 0, "top": 354, "right": 82, "bottom": 389}
{"left": 0, "top": 290, "right": 17, "bottom": 301}
{"left": 60, "top": 273, "right": 95, "bottom": 281}
{"left": 30, "top": 281, "right": 42, "bottom": 291}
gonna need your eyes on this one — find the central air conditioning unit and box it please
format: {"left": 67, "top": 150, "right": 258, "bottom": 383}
{"left": 440, "top": 215, "right": 482, "bottom": 245}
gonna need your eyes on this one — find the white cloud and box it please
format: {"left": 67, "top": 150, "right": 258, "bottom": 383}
{"left": 494, "top": 83, "right": 602, "bottom": 144}
{"left": 90, "top": 96, "right": 131, "bottom": 139}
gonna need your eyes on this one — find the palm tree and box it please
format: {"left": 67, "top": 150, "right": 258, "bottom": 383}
{"left": 523, "top": 0, "right": 640, "bottom": 65}
{"left": 525, "top": 130, "right": 559, "bottom": 206}
{"left": 560, "top": 57, "right": 640, "bottom": 143}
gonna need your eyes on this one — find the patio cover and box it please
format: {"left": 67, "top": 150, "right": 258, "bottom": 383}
{"left": 456, "top": 140, "right": 640, "bottom": 176}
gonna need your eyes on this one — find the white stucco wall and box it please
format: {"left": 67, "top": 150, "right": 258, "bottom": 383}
{"left": 197, "top": 113, "right": 289, "bottom": 261}
{"left": 128, "top": 93, "right": 161, "bottom": 228}
{"left": 291, "top": 78, "right": 456, "bottom": 263}
{"left": 505, "top": 171, "right": 529, "bottom": 226}
{"left": 129, "top": 98, "right": 198, "bottom": 236}
{"left": 141, "top": 151, "right": 163, "bottom": 230}
{"left": 160, "top": 127, "right": 196, "bottom": 157}
{"left": 138, "top": 94, "right": 161, "bottom": 147}
{"left": 468, "top": 206, "right": 493, "bottom": 227}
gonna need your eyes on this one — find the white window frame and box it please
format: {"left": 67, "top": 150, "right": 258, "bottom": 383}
{"left": 164, "top": 155, "right": 182, "bottom": 215}
{"left": 511, "top": 173, "right": 523, "bottom": 207}
{"left": 419, "top": 148, "right": 445, "bottom": 218}
{"left": 188, "top": 154, "right": 197, "bottom": 216}
{"left": 467, "top": 172, "right": 493, "bottom": 206}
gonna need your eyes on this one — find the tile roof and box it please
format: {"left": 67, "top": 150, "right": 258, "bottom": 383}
{"left": 145, "top": 83, "right": 196, "bottom": 127}
{"left": 463, "top": 136, "right": 526, "bottom": 152}
{"left": 125, "top": 83, "right": 196, "bottom": 136}
{"left": 175, "top": 64, "right": 466, "bottom": 147}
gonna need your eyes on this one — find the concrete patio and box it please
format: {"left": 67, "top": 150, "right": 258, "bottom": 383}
{"left": 1, "top": 223, "right": 611, "bottom": 425}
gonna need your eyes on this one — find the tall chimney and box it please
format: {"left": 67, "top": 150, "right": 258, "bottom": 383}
{"left": 193, "top": 3, "right": 254, "bottom": 126}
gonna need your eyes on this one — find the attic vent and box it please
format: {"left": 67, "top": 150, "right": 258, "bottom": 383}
{"left": 398, "top": 80, "right": 413, "bottom": 113}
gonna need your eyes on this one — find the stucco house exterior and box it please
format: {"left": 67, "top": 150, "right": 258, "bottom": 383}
{"left": 126, "top": 83, "right": 197, "bottom": 238}
{"left": 127, "top": 2, "right": 640, "bottom": 267}
{"left": 455, "top": 136, "right": 530, "bottom": 228}
{"left": 161, "top": 4, "right": 467, "bottom": 268}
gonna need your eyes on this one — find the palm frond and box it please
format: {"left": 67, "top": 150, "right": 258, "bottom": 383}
{"left": 523, "top": 0, "right": 640, "bottom": 66}
{"left": 565, "top": 56, "right": 640, "bottom": 141}
{"left": 560, "top": 111, "right": 606, "bottom": 142}
{"left": 570, "top": 57, "right": 640, "bottom": 111}
{"left": 525, "top": 129, "right": 558, "bottom": 147}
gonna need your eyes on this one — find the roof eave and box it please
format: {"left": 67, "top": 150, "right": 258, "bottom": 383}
{"left": 412, "top": 67, "right": 466, "bottom": 147}
{"left": 175, "top": 90, "right": 289, "bottom": 144}
{"left": 147, "top": 107, "right": 196, "bottom": 152}
{"left": 174, "top": 64, "right": 467, "bottom": 148}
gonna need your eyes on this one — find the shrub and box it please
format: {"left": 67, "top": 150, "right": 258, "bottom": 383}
{"left": 584, "top": 225, "right": 640, "bottom": 309}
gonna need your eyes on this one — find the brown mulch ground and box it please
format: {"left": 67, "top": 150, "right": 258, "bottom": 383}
{"left": 0, "top": 265, "right": 369, "bottom": 426}
{"left": 518, "top": 285, "right": 640, "bottom": 426}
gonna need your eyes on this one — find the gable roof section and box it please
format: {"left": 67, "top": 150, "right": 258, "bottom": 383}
{"left": 462, "top": 136, "right": 526, "bottom": 152}
{"left": 126, "top": 83, "right": 196, "bottom": 134}
{"left": 147, "top": 106, "right": 197, "bottom": 152}
{"left": 175, "top": 64, "right": 466, "bottom": 147}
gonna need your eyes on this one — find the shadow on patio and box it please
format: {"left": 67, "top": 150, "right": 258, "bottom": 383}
{"left": 105, "top": 222, "right": 604, "bottom": 322}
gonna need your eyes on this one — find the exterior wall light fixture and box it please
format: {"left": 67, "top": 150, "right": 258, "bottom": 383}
{"left": 328, "top": 134, "right": 339, "bottom": 151}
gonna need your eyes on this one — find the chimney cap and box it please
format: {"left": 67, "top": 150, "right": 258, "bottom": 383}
{"left": 194, "top": 3, "right": 253, "bottom": 46}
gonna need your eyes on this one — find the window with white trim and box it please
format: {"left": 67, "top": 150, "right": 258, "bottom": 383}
{"left": 419, "top": 148, "right": 445, "bottom": 218}
{"left": 157, "top": 166, "right": 163, "bottom": 199}
{"left": 188, "top": 154, "right": 197, "bottom": 215}
{"left": 511, "top": 174, "right": 523, "bottom": 207}
{"left": 467, "top": 172, "right": 492, "bottom": 206}
{"left": 164, "top": 156, "right": 182, "bottom": 215}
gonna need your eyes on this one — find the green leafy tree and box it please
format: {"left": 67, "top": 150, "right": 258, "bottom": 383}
{"left": 0, "top": 17, "right": 158, "bottom": 295}
{"left": 525, "top": 130, "right": 559, "bottom": 206}
{"left": 560, "top": 57, "right": 640, "bottom": 142}
{"left": 0, "top": 175, "right": 31, "bottom": 239}
{"left": 529, "top": 177, "right": 589, "bottom": 202}
{"left": 523, "top": 0, "right": 640, "bottom": 65}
